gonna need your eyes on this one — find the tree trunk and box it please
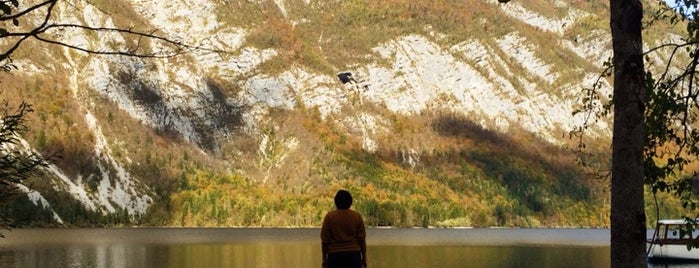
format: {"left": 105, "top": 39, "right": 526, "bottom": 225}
{"left": 610, "top": 0, "right": 646, "bottom": 267}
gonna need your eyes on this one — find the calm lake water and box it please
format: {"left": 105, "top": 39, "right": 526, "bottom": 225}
{"left": 0, "top": 228, "right": 616, "bottom": 267}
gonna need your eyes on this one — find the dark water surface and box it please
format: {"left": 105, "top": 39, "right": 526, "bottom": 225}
{"left": 0, "top": 228, "right": 613, "bottom": 267}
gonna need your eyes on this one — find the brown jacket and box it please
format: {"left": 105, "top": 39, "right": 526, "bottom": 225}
{"left": 321, "top": 209, "right": 367, "bottom": 256}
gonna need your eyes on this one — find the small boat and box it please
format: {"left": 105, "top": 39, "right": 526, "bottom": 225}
{"left": 647, "top": 218, "right": 699, "bottom": 263}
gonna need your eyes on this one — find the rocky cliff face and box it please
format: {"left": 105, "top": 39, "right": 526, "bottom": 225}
{"left": 5, "top": 0, "right": 665, "bottom": 226}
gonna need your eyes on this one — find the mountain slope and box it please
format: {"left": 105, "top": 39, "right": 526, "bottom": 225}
{"left": 1, "top": 0, "right": 677, "bottom": 227}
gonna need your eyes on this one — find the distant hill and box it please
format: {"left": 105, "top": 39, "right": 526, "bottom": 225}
{"left": 0, "top": 0, "right": 685, "bottom": 227}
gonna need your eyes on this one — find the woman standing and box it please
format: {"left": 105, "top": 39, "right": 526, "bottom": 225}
{"left": 320, "top": 190, "right": 367, "bottom": 268}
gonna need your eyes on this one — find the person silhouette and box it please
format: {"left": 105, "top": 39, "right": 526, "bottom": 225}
{"left": 321, "top": 190, "right": 367, "bottom": 268}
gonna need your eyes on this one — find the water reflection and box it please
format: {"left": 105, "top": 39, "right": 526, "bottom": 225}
{"left": 372, "top": 245, "right": 608, "bottom": 268}
{"left": 166, "top": 243, "right": 320, "bottom": 268}
{"left": 0, "top": 228, "right": 610, "bottom": 268}
{"left": 649, "top": 264, "right": 699, "bottom": 268}
{"left": 1, "top": 244, "right": 155, "bottom": 268}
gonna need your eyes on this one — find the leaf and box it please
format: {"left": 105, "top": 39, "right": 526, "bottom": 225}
{"left": 0, "top": 3, "right": 10, "bottom": 15}
{"left": 12, "top": 18, "right": 18, "bottom": 27}
{"left": 0, "top": 28, "right": 8, "bottom": 37}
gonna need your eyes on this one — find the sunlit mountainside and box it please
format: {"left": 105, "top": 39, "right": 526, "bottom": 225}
{"left": 0, "top": 0, "right": 685, "bottom": 227}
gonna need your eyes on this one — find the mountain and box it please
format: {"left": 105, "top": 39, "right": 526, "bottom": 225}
{"left": 0, "top": 0, "right": 680, "bottom": 227}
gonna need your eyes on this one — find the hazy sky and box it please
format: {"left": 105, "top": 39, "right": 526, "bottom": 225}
{"left": 663, "top": 0, "right": 694, "bottom": 16}
{"left": 664, "top": 0, "right": 678, "bottom": 9}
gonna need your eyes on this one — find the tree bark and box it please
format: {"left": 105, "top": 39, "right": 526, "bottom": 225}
{"left": 610, "top": 0, "right": 646, "bottom": 267}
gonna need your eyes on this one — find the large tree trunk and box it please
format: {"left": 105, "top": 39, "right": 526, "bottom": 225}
{"left": 610, "top": 0, "right": 646, "bottom": 267}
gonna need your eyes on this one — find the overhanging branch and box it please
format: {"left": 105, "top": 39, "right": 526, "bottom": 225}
{"left": 0, "top": 0, "right": 232, "bottom": 62}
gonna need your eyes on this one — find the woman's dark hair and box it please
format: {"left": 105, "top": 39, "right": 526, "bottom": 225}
{"left": 334, "top": 190, "right": 353, "bottom": 209}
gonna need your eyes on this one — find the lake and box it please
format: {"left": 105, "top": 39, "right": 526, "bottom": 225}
{"left": 0, "top": 228, "right": 616, "bottom": 267}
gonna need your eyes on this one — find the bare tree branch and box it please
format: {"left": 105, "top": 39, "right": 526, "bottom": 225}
{"left": 0, "top": 0, "right": 233, "bottom": 63}
{"left": 0, "top": 0, "right": 57, "bottom": 61}
{"left": 0, "top": 0, "right": 54, "bottom": 22}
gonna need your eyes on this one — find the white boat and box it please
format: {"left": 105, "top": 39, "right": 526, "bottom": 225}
{"left": 647, "top": 218, "right": 699, "bottom": 263}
